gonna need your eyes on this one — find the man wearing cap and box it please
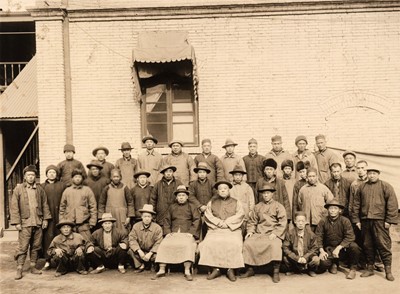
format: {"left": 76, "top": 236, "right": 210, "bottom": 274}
{"left": 128, "top": 204, "right": 163, "bottom": 273}
{"left": 84, "top": 160, "right": 110, "bottom": 205}
{"left": 47, "top": 220, "right": 91, "bottom": 277}
{"left": 59, "top": 169, "right": 97, "bottom": 241}
{"left": 324, "top": 163, "right": 352, "bottom": 217}
{"left": 292, "top": 135, "right": 318, "bottom": 180}
{"left": 352, "top": 166, "right": 398, "bottom": 281}
{"left": 87, "top": 213, "right": 129, "bottom": 274}
{"left": 241, "top": 184, "right": 287, "bottom": 283}
{"left": 220, "top": 139, "right": 247, "bottom": 183}
{"left": 265, "top": 135, "right": 292, "bottom": 179}
{"left": 92, "top": 146, "right": 115, "bottom": 179}
{"left": 316, "top": 199, "right": 361, "bottom": 280}
{"left": 281, "top": 159, "right": 296, "bottom": 214}
{"left": 162, "top": 140, "right": 196, "bottom": 187}
{"left": 292, "top": 161, "right": 308, "bottom": 221}
{"left": 314, "top": 134, "right": 340, "bottom": 184}
{"left": 131, "top": 170, "right": 153, "bottom": 223}
{"left": 57, "top": 144, "right": 87, "bottom": 186}
{"left": 341, "top": 150, "right": 358, "bottom": 183}
{"left": 41, "top": 165, "right": 67, "bottom": 271}
{"left": 115, "top": 142, "right": 138, "bottom": 189}
{"left": 137, "top": 135, "right": 163, "bottom": 186}
{"left": 243, "top": 138, "right": 265, "bottom": 194}
{"left": 194, "top": 138, "right": 225, "bottom": 182}
{"left": 255, "top": 158, "right": 291, "bottom": 222}
{"left": 10, "top": 165, "right": 52, "bottom": 280}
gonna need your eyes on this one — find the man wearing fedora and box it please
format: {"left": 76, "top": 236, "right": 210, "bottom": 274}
{"left": 92, "top": 146, "right": 115, "bottom": 179}
{"left": 352, "top": 166, "right": 398, "bottom": 281}
{"left": 47, "top": 220, "right": 90, "bottom": 277}
{"left": 128, "top": 204, "right": 163, "bottom": 273}
{"left": 243, "top": 138, "right": 265, "bottom": 194}
{"left": 10, "top": 165, "right": 52, "bottom": 280}
{"left": 137, "top": 135, "right": 163, "bottom": 186}
{"left": 84, "top": 160, "right": 110, "bottom": 205}
{"left": 220, "top": 138, "right": 246, "bottom": 183}
{"left": 162, "top": 139, "right": 196, "bottom": 187}
{"left": 292, "top": 135, "right": 318, "bottom": 180}
{"left": 194, "top": 138, "right": 225, "bottom": 183}
{"left": 57, "top": 144, "right": 87, "bottom": 186}
{"left": 131, "top": 170, "right": 153, "bottom": 223}
{"left": 88, "top": 213, "right": 129, "bottom": 274}
{"left": 115, "top": 142, "right": 138, "bottom": 189}
{"left": 316, "top": 199, "right": 361, "bottom": 280}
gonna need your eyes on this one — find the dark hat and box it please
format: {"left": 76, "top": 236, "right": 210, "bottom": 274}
{"left": 63, "top": 144, "right": 76, "bottom": 153}
{"left": 324, "top": 199, "right": 345, "bottom": 210}
{"left": 315, "top": 134, "right": 326, "bottom": 141}
{"left": 296, "top": 161, "right": 306, "bottom": 172}
{"left": 86, "top": 160, "right": 103, "bottom": 170}
{"left": 159, "top": 165, "right": 177, "bottom": 174}
{"left": 119, "top": 142, "right": 133, "bottom": 150}
{"left": 194, "top": 162, "right": 211, "bottom": 174}
{"left": 92, "top": 146, "right": 109, "bottom": 156}
{"left": 366, "top": 166, "right": 380, "bottom": 174}
{"left": 45, "top": 165, "right": 59, "bottom": 175}
{"left": 138, "top": 204, "right": 156, "bottom": 215}
{"left": 229, "top": 164, "right": 247, "bottom": 175}
{"left": 271, "top": 135, "right": 282, "bottom": 142}
{"left": 263, "top": 158, "right": 278, "bottom": 170}
{"left": 98, "top": 212, "right": 117, "bottom": 223}
{"left": 281, "top": 159, "right": 294, "bottom": 170}
{"left": 295, "top": 135, "right": 308, "bottom": 145}
{"left": 294, "top": 211, "right": 307, "bottom": 218}
{"left": 23, "top": 165, "right": 38, "bottom": 175}
{"left": 201, "top": 138, "right": 211, "bottom": 145}
{"left": 258, "top": 184, "right": 276, "bottom": 193}
{"left": 214, "top": 180, "right": 233, "bottom": 189}
{"left": 134, "top": 170, "right": 151, "bottom": 179}
{"left": 71, "top": 168, "right": 84, "bottom": 178}
{"left": 142, "top": 135, "right": 158, "bottom": 144}
{"left": 222, "top": 138, "right": 238, "bottom": 149}
{"left": 56, "top": 220, "right": 76, "bottom": 229}
{"left": 248, "top": 138, "right": 258, "bottom": 145}
{"left": 342, "top": 150, "right": 356, "bottom": 158}
{"left": 174, "top": 185, "right": 190, "bottom": 196}
{"left": 168, "top": 139, "right": 184, "bottom": 148}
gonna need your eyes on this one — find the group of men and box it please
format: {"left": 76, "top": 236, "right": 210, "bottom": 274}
{"left": 9, "top": 133, "right": 398, "bottom": 283}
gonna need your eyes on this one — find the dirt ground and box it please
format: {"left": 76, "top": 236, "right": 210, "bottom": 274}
{"left": 1, "top": 237, "right": 400, "bottom": 294}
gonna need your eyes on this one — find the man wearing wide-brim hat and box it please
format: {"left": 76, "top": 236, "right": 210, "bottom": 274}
{"left": 220, "top": 138, "right": 247, "bottom": 183}
{"left": 115, "top": 142, "right": 138, "bottom": 189}
{"left": 47, "top": 220, "right": 90, "bottom": 277}
{"left": 161, "top": 139, "right": 196, "bottom": 187}
{"left": 84, "top": 160, "right": 110, "bottom": 204}
{"left": 138, "top": 135, "right": 163, "bottom": 186}
{"left": 92, "top": 145, "right": 115, "bottom": 179}
{"left": 315, "top": 199, "right": 361, "bottom": 280}
{"left": 57, "top": 144, "right": 87, "bottom": 186}
{"left": 88, "top": 213, "right": 129, "bottom": 274}
{"left": 352, "top": 166, "right": 398, "bottom": 281}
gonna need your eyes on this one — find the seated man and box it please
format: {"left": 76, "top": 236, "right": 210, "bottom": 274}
{"left": 316, "top": 199, "right": 361, "bottom": 280}
{"left": 241, "top": 184, "right": 287, "bottom": 283}
{"left": 128, "top": 204, "right": 163, "bottom": 273}
{"left": 153, "top": 185, "right": 201, "bottom": 281}
{"left": 47, "top": 220, "right": 90, "bottom": 277}
{"left": 282, "top": 211, "right": 320, "bottom": 277}
{"left": 88, "top": 213, "right": 129, "bottom": 274}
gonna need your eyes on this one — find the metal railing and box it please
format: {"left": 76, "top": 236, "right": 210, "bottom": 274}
{"left": 0, "top": 62, "right": 28, "bottom": 93}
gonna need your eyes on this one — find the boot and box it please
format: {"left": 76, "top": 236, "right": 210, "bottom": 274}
{"left": 240, "top": 267, "right": 255, "bottom": 278}
{"left": 15, "top": 266, "right": 23, "bottom": 280}
{"left": 385, "top": 266, "right": 395, "bottom": 281}
{"left": 360, "top": 265, "right": 374, "bottom": 278}
{"left": 272, "top": 262, "right": 280, "bottom": 283}
{"left": 30, "top": 263, "right": 42, "bottom": 275}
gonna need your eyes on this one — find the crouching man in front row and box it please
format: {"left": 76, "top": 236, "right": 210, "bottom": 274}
{"left": 47, "top": 220, "right": 91, "bottom": 277}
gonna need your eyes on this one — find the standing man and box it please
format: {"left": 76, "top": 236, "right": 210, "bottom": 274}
{"left": 137, "top": 135, "right": 163, "bottom": 186}
{"left": 292, "top": 135, "right": 318, "bottom": 180}
{"left": 220, "top": 138, "right": 246, "bottom": 182}
{"left": 10, "top": 165, "right": 51, "bottom": 280}
{"left": 341, "top": 150, "right": 358, "bottom": 183}
{"left": 92, "top": 146, "right": 115, "bottom": 179}
{"left": 115, "top": 142, "right": 138, "bottom": 189}
{"left": 84, "top": 160, "right": 110, "bottom": 205}
{"left": 194, "top": 138, "right": 225, "bottom": 182}
{"left": 265, "top": 135, "right": 292, "bottom": 179}
{"left": 353, "top": 166, "right": 398, "bottom": 281}
{"left": 292, "top": 161, "right": 308, "bottom": 220}
{"left": 314, "top": 134, "right": 340, "bottom": 184}
{"left": 57, "top": 144, "right": 87, "bottom": 186}
{"left": 281, "top": 159, "right": 296, "bottom": 214}
{"left": 243, "top": 138, "right": 265, "bottom": 194}
{"left": 162, "top": 140, "right": 196, "bottom": 187}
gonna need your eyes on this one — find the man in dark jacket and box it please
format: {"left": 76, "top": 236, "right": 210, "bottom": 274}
{"left": 243, "top": 138, "right": 265, "bottom": 194}
{"left": 10, "top": 165, "right": 52, "bottom": 280}
{"left": 84, "top": 160, "right": 110, "bottom": 205}
{"left": 57, "top": 144, "right": 87, "bottom": 186}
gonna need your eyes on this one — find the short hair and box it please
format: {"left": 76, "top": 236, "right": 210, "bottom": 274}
{"left": 329, "top": 162, "right": 342, "bottom": 171}
{"left": 110, "top": 168, "right": 122, "bottom": 177}
{"left": 356, "top": 160, "right": 368, "bottom": 166}
{"left": 307, "top": 167, "right": 318, "bottom": 175}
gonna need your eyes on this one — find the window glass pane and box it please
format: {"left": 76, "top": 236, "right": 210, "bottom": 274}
{"left": 147, "top": 124, "right": 168, "bottom": 143}
{"left": 146, "top": 102, "right": 167, "bottom": 112}
{"left": 173, "top": 123, "right": 194, "bottom": 143}
{"left": 146, "top": 113, "right": 167, "bottom": 123}
{"left": 173, "top": 115, "right": 193, "bottom": 123}
{"left": 145, "top": 92, "right": 167, "bottom": 112}
{"left": 172, "top": 103, "right": 192, "bottom": 112}
{"left": 172, "top": 82, "right": 193, "bottom": 102}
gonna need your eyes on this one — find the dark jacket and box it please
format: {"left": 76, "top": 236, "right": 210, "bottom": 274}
{"left": 283, "top": 226, "right": 319, "bottom": 262}
{"left": 243, "top": 152, "right": 266, "bottom": 183}
{"left": 164, "top": 202, "right": 201, "bottom": 239}
{"left": 131, "top": 184, "right": 153, "bottom": 219}
{"left": 57, "top": 159, "right": 87, "bottom": 186}
{"left": 315, "top": 215, "right": 355, "bottom": 249}
{"left": 324, "top": 177, "right": 352, "bottom": 215}
{"left": 10, "top": 182, "right": 52, "bottom": 225}
{"left": 41, "top": 180, "right": 66, "bottom": 226}
{"left": 188, "top": 178, "right": 215, "bottom": 208}
{"left": 84, "top": 174, "right": 110, "bottom": 204}
{"left": 194, "top": 153, "right": 225, "bottom": 182}
{"left": 91, "top": 227, "right": 128, "bottom": 250}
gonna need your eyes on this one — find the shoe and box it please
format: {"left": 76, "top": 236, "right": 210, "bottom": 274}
{"left": 77, "top": 270, "right": 88, "bottom": 275}
{"left": 184, "top": 274, "right": 193, "bottom": 281}
{"left": 285, "top": 271, "right": 294, "bottom": 276}
{"left": 90, "top": 266, "right": 105, "bottom": 274}
{"left": 329, "top": 264, "right": 338, "bottom": 274}
{"left": 207, "top": 268, "right": 221, "bottom": 280}
{"left": 54, "top": 271, "right": 66, "bottom": 277}
{"left": 308, "top": 271, "right": 317, "bottom": 277}
{"left": 134, "top": 265, "right": 145, "bottom": 273}
{"left": 272, "top": 272, "right": 280, "bottom": 283}
{"left": 151, "top": 272, "right": 166, "bottom": 280}
{"left": 375, "top": 264, "right": 385, "bottom": 272}
{"left": 15, "top": 268, "right": 23, "bottom": 280}
{"left": 42, "top": 262, "right": 51, "bottom": 271}
{"left": 118, "top": 266, "right": 126, "bottom": 274}
{"left": 346, "top": 269, "right": 356, "bottom": 280}
{"left": 226, "top": 269, "right": 236, "bottom": 282}
{"left": 385, "top": 266, "right": 395, "bottom": 281}
{"left": 360, "top": 265, "right": 374, "bottom": 278}
{"left": 240, "top": 268, "right": 255, "bottom": 278}
{"left": 31, "top": 267, "right": 42, "bottom": 275}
